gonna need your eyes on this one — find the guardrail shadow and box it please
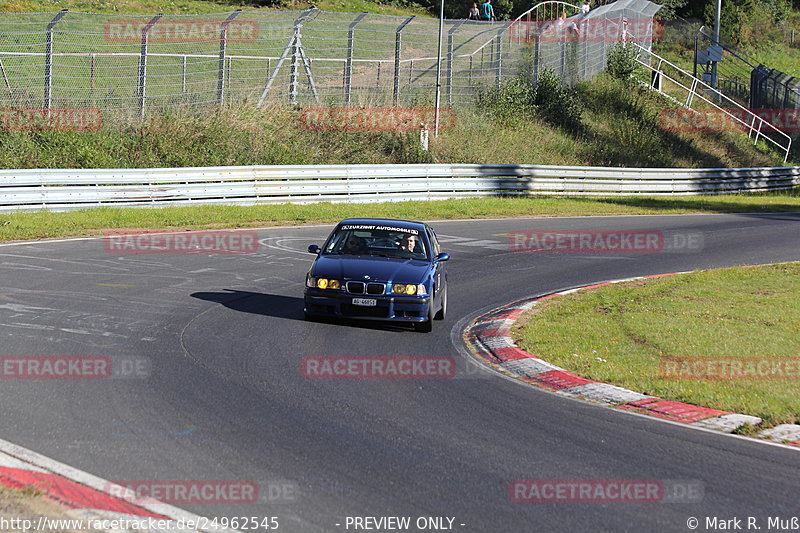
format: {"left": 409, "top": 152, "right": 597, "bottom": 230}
{"left": 593, "top": 197, "right": 800, "bottom": 217}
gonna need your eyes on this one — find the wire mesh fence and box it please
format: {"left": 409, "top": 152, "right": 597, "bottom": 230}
{"left": 523, "top": 0, "right": 661, "bottom": 86}
{"left": 0, "top": 3, "right": 661, "bottom": 119}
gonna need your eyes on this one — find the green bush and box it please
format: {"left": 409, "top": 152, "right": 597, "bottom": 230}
{"left": 703, "top": 0, "right": 790, "bottom": 47}
{"left": 606, "top": 42, "right": 639, "bottom": 83}
{"left": 533, "top": 67, "right": 583, "bottom": 133}
{"left": 477, "top": 76, "right": 536, "bottom": 124}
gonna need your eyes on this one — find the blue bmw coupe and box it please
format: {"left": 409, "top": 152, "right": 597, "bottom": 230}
{"left": 303, "top": 218, "right": 450, "bottom": 332}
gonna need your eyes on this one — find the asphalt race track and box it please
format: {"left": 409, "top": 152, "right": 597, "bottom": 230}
{"left": 2, "top": 213, "right": 800, "bottom": 532}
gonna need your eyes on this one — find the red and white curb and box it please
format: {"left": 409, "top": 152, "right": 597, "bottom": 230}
{"left": 463, "top": 272, "right": 800, "bottom": 447}
{"left": 0, "top": 438, "right": 237, "bottom": 532}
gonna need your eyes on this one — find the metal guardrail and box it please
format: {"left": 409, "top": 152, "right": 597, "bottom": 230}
{"left": 1, "top": 164, "right": 798, "bottom": 213}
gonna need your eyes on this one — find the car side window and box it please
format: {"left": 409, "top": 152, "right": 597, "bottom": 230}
{"left": 428, "top": 228, "right": 441, "bottom": 256}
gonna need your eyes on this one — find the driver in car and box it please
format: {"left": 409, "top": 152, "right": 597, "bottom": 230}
{"left": 399, "top": 234, "right": 422, "bottom": 258}
{"left": 344, "top": 235, "right": 368, "bottom": 254}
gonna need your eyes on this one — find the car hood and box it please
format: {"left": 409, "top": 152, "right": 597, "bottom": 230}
{"left": 312, "top": 255, "right": 430, "bottom": 283}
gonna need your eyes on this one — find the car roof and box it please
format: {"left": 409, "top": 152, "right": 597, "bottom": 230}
{"left": 336, "top": 218, "right": 428, "bottom": 232}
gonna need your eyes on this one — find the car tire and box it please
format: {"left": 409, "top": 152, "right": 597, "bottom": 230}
{"left": 303, "top": 309, "right": 314, "bottom": 321}
{"left": 434, "top": 286, "right": 447, "bottom": 320}
{"left": 415, "top": 305, "right": 434, "bottom": 333}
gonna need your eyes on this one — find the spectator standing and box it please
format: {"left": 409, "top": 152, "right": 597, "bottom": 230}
{"left": 580, "top": 0, "right": 590, "bottom": 14}
{"left": 480, "top": 0, "right": 495, "bottom": 21}
{"left": 468, "top": 2, "right": 480, "bottom": 19}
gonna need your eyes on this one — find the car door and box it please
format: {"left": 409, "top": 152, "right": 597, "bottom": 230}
{"left": 428, "top": 227, "right": 446, "bottom": 301}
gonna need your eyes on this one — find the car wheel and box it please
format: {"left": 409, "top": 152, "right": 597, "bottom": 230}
{"left": 304, "top": 309, "right": 314, "bottom": 321}
{"left": 434, "top": 286, "right": 447, "bottom": 320}
{"left": 414, "top": 305, "right": 434, "bottom": 333}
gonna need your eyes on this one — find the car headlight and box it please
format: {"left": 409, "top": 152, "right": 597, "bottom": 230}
{"left": 392, "top": 284, "right": 426, "bottom": 295}
{"left": 309, "top": 278, "right": 341, "bottom": 289}
{"left": 392, "top": 283, "right": 411, "bottom": 294}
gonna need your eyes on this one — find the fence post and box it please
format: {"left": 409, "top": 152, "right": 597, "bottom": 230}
{"left": 447, "top": 20, "right": 465, "bottom": 106}
{"left": 257, "top": 9, "right": 314, "bottom": 106}
{"left": 182, "top": 55, "right": 187, "bottom": 99}
{"left": 345, "top": 13, "right": 368, "bottom": 105}
{"left": 582, "top": 36, "right": 588, "bottom": 80}
{"left": 0, "top": 59, "right": 12, "bottom": 96}
{"left": 291, "top": 34, "right": 299, "bottom": 105}
{"left": 533, "top": 32, "right": 540, "bottom": 82}
{"left": 44, "top": 9, "right": 68, "bottom": 115}
{"left": 495, "top": 27, "right": 505, "bottom": 88}
{"left": 217, "top": 10, "right": 243, "bottom": 106}
{"left": 393, "top": 15, "right": 415, "bottom": 106}
{"left": 138, "top": 13, "right": 163, "bottom": 120}
{"left": 90, "top": 53, "right": 95, "bottom": 99}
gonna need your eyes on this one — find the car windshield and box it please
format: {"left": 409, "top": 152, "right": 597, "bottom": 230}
{"left": 324, "top": 224, "right": 429, "bottom": 260}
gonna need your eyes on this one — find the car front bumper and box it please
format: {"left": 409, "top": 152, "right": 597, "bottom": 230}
{"left": 304, "top": 289, "right": 431, "bottom": 322}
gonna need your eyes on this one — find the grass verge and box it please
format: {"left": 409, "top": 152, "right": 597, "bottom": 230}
{"left": 2, "top": 191, "right": 800, "bottom": 242}
{"left": 0, "top": 485, "right": 83, "bottom": 533}
{"left": 0, "top": 0, "right": 431, "bottom": 18}
{"left": 0, "top": 75, "right": 792, "bottom": 170}
{"left": 512, "top": 263, "right": 800, "bottom": 427}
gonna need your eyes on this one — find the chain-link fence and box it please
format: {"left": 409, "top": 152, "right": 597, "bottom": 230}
{"left": 0, "top": 3, "right": 661, "bottom": 118}
{"left": 526, "top": 0, "right": 661, "bottom": 86}
{"left": 751, "top": 65, "right": 800, "bottom": 148}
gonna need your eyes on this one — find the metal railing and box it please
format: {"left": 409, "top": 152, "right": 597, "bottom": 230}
{"left": 1, "top": 163, "right": 797, "bottom": 212}
{"left": 630, "top": 43, "right": 793, "bottom": 162}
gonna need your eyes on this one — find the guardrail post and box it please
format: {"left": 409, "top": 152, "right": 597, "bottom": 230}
{"left": 138, "top": 13, "right": 163, "bottom": 120}
{"left": 345, "top": 13, "right": 368, "bottom": 106}
{"left": 393, "top": 15, "right": 415, "bottom": 106}
{"left": 217, "top": 10, "right": 242, "bottom": 106}
{"left": 44, "top": 9, "right": 68, "bottom": 115}
{"left": 447, "top": 21, "right": 465, "bottom": 107}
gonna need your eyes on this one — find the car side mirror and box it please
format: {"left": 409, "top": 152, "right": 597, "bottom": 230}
{"left": 308, "top": 244, "right": 321, "bottom": 254}
{"left": 434, "top": 252, "right": 450, "bottom": 262}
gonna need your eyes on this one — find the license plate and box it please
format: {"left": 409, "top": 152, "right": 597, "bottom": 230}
{"left": 352, "top": 298, "right": 377, "bottom": 307}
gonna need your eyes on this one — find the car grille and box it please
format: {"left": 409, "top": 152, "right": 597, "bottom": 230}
{"left": 366, "top": 283, "right": 385, "bottom": 295}
{"left": 346, "top": 281, "right": 386, "bottom": 295}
